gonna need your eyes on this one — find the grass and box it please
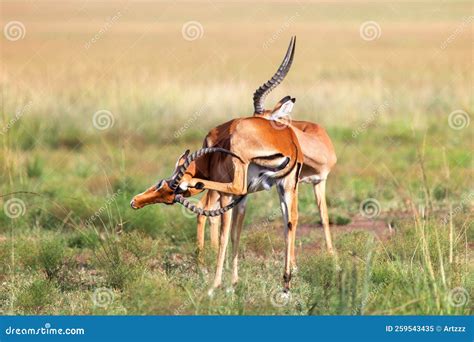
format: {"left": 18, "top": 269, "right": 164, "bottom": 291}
{"left": 0, "top": 0, "right": 472, "bottom": 315}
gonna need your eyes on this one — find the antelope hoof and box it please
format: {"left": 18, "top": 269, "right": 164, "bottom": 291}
{"left": 226, "top": 287, "right": 235, "bottom": 295}
{"left": 207, "top": 288, "right": 215, "bottom": 298}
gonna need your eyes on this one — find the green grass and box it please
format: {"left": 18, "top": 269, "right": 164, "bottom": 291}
{"left": 0, "top": 123, "right": 471, "bottom": 315}
{"left": 0, "top": 0, "right": 472, "bottom": 315}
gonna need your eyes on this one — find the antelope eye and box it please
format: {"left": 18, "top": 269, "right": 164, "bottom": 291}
{"left": 155, "top": 180, "right": 164, "bottom": 190}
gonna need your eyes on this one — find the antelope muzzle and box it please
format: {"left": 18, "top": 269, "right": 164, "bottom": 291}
{"left": 130, "top": 181, "right": 176, "bottom": 209}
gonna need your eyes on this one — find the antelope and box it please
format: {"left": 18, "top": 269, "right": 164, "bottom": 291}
{"left": 131, "top": 117, "right": 304, "bottom": 294}
{"left": 130, "top": 37, "right": 337, "bottom": 294}
{"left": 195, "top": 37, "right": 337, "bottom": 270}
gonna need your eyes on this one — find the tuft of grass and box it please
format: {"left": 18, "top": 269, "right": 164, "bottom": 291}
{"left": 123, "top": 276, "right": 184, "bottom": 315}
{"left": 67, "top": 230, "right": 101, "bottom": 250}
{"left": 94, "top": 232, "right": 145, "bottom": 290}
{"left": 333, "top": 215, "right": 351, "bottom": 225}
{"left": 244, "top": 229, "right": 281, "bottom": 257}
{"left": 26, "top": 155, "right": 43, "bottom": 178}
{"left": 44, "top": 124, "right": 85, "bottom": 150}
{"left": 37, "top": 237, "right": 66, "bottom": 280}
{"left": 328, "top": 213, "right": 351, "bottom": 226}
{"left": 16, "top": 279, "right": 59, "bottom": 314}
{"left": 433, "top": 184, "right": 448, "bottom": 201}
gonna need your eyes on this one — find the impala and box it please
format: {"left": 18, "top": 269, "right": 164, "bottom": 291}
{"left": 130, "top": 37, "right": 337, "bottom": 294}
{"left": 131, "top": 116, "right": 303, "bottom": 293}
{"left": 195, "top": 37, "right": 337, "bottom": 279}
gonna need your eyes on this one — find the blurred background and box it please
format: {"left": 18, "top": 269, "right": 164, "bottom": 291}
{"left": 0, "top": 1, "right": 472, "bottom": 315}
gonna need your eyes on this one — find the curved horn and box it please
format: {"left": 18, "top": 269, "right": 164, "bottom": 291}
{"left": 253, "top": 36, "right": 296, "bottom": 114}
{"left": 169, "top": 147, "right": 242, "bottom": 190}
{"left": 175, "top": 194, "right": 245, "bottom": 217}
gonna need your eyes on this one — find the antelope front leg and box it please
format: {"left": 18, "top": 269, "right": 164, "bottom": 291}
{"left": 196, "top": 192, "right": 209, "bottom": 253}
{"left": 209, "top": 215, "right": 220, "bottom": 251}
{"left": 209, "top": 194, "right": 233, "bottom": 296}
{"left": 196, "top": 191, "right": 221, "bottom": 265}
{"left": 201, "top": 190, "right": 221, "bottom": 251}
{"left": 277, "top": 183, "right": 299, "bottom": 293}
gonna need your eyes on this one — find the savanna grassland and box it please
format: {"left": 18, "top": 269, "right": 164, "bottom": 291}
{"left": 0, "top": 1, "right": 472, "bottom": 315}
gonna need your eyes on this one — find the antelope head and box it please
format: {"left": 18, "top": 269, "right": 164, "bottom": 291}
{"left": 130, "top": 147, "right": 244, "bottom": 216}
{"left": 253, "top": 36, "right": 296, "bottom": 118}
{"left": 130, "top": 150, "right": 191, "bottom": 209}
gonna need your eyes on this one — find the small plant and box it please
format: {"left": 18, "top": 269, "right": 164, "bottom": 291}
{"left": 26, "top": 156, "right": 43, "bottom": 178}
{"left": 433, "top": 184, "right": 447, "bottom": 201}
{"left": 67, "top": 230, "right": 100, "bottom": 249}
{"left": 244, "top": 230, "right": 281, "bottom": 258}
{"left": 95, "top": 232, "right": 143, "bottom": 289}
{"left": 37, "top": 238, "right": 65, "bottom": 280}
{"left": 330, "top": 214, "right": 351, "bottom": 226}
{"left": 45, "top": 124, "right": 84, "bottom": 150}
{"left": 16, "top": 279, "right": 58, "bottom": 314}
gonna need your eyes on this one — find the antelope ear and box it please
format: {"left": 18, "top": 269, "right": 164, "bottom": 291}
{"left": 271, "top": 96, "right": 291, "bottom": 112}
{"left": 271, "top": 97, "right": 295, "bottom": 119}
{"left": 175, "top": 149, "right": 190, "bottom": 168}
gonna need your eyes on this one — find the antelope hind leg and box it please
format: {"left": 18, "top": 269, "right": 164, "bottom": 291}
{"left": 313, "top": 180, "right": 335, "bottom": 255}
{"left": 231, "top": 196, "right": 247, "bottom": 286}
{"left": 277, "top": 179, "right": 299, "bottom": 293}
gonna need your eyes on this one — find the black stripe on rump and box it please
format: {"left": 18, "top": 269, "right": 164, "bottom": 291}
{"left": 294, "top": 162, "right": 302, "bottom": 189}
